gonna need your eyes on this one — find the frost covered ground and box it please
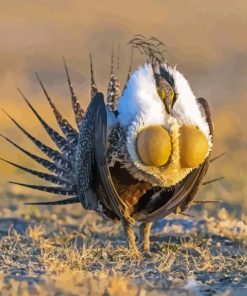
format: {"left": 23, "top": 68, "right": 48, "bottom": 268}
{"left": 0, "top": 193, "right": 246, "bottom": 295}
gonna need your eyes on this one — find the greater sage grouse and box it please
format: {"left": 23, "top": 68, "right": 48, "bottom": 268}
{"left": 1, "top": 36, "right": 215, "bottom": 253}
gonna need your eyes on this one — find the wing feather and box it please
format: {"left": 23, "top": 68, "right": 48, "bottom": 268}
{"left": 94, "top": 94, "right": 134, "bottom": 223}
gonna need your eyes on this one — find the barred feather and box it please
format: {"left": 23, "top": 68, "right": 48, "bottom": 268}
{"left": 25, "top": 196, "right": 79, "bottom": 206}
{"left": 63, "top": 58, "right": 84, "bottom": 129}
{"left": 35, "top": 73, "right": 78, "bottom": 146}
{"left": 2, "top": 109, "right": 71, "bottom": 169}
{"left": 9, "top": 181, "right": 75, "bottom": 196}
{"left": 17, "top": 88, "right": 70, "bottom": 155}
{"left": 0, "top": 158, "right": 71, "bottom": 187}
{"left": 0, "top": 133, "right": 70, "bottom": 180}
{"left": 89, "top": 54, "right": 98, "bottom": 98}
{"left": 107, "top": 48, "right": 121, "bottom": 112}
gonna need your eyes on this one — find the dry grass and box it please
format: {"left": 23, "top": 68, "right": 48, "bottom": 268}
{"left": 0, "top": 194, "right": 247, "bottom": 295}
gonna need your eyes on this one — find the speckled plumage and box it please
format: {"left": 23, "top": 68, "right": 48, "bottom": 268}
{"left": 1, "top": 37, "right": 214, "bottom": 253}
{"left": 107, "top": 49, "right": 121, "bottom": 112}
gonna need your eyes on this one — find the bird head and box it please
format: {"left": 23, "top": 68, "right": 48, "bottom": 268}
{"left": 117, "top": 62, "right": 212, "bottom": 187}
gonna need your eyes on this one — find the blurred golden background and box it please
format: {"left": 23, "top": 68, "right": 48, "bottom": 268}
{"left": 0, "top": 0, "right": 246, "bottom": 213}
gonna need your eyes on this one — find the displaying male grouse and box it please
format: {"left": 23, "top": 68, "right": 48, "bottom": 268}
{"left": 1, "top": 37, "right": 215, "bottom": 253}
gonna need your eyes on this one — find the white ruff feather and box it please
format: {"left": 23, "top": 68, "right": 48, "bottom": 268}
{"left": 161, "top": 64, "right": 212, "bottom": 145}
{"left": 115, "top": 62, "right": 212, "bottom": 187}
{"left": 118, "top": 63, "right": 169, "bottom": 129}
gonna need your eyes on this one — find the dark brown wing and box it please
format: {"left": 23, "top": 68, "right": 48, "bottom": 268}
{"left": 94, "top": 93, "right": 134, "bottom": 224}
{"left": 135, "top": 97, "right": 213, "bottom": 222}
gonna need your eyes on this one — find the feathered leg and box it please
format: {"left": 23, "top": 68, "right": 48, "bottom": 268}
{"left": 122, "top": 220, "right": 138, "bottom": 254}
{"left": 139, "top": 222, "right": 152, "bottom": 253}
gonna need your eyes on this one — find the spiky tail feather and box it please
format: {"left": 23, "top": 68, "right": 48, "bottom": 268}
{"left": 25, "top": 196, "right": 79, "bottom": 206}
{"left": 63, "top": 58, "right": 84, "bottom": 129}
{"left": 17, "top": 88, "right": 70, "bottom": 154}
{"left": 35, "top": 72, "right": 78, "bottom": 146}
{"left": 0, "top": 158, "right": 71, "bottom": 187}
{"left": 0, "top": 133, "right": 70, "bottom": 180}
{"left": 1, "top": 60, "right": 90, "bottom": 204}
{"left": 2, "top": 109, "right": 71, "bottom": 169}
{"left": 8, "top": 181, "right": 75, "bottom": 196}
{"left": 107, "top": 46, "right": 121, "bottom": 112}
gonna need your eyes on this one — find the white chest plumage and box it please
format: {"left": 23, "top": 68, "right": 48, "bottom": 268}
{"left": 114, "top": 63, "right": 212, "bottom": 188}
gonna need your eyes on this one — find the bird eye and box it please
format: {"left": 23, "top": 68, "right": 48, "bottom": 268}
{"left": 158, "top": 89, "right": 166, "bottom": 100}
{"left": 170, "top": 89, "right": 175, "bottom": 101}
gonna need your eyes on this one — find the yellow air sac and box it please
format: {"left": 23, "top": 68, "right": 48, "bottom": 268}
{"left": 179, "top": 125, "right": 208, "bottom": 168}
{"left": 136, "top": 126, "right": 171, "bottom": 167}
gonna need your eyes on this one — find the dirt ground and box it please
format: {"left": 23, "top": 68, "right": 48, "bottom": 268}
{"left": 0, "top": 193, "right": 246, "bottom": 296}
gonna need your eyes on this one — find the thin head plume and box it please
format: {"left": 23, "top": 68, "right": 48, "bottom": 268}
{"left": 89, "top": 53, "right": 98, "bottom": 98}
{"left": 149, "top": 36, "right": 170, "bottom": 56}
{"left": 128, "top": 35, "right": 169, "bottom": 65}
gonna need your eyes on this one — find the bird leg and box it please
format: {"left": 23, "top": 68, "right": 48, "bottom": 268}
{"left": 139, "top": 222, "right": 153, "bottom": 254}
{"left": 122, "top": 220, "right": 138, "bottom": 254}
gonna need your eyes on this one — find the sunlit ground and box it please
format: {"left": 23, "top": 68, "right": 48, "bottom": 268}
{"left": 0, "top": 195, "right": 247, "bottom": 295}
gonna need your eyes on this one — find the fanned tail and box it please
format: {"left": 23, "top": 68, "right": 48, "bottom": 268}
{"left": 1, "top": 60, "right": 91, "bottom": 206}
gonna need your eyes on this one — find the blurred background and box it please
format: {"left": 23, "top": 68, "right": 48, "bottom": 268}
{"left": 0, "top": 0, "right": 245, "bottom": 214}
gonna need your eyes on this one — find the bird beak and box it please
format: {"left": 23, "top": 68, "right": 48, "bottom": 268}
{"left": 164, "top": 96, "right": 173, "bottom": 114}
